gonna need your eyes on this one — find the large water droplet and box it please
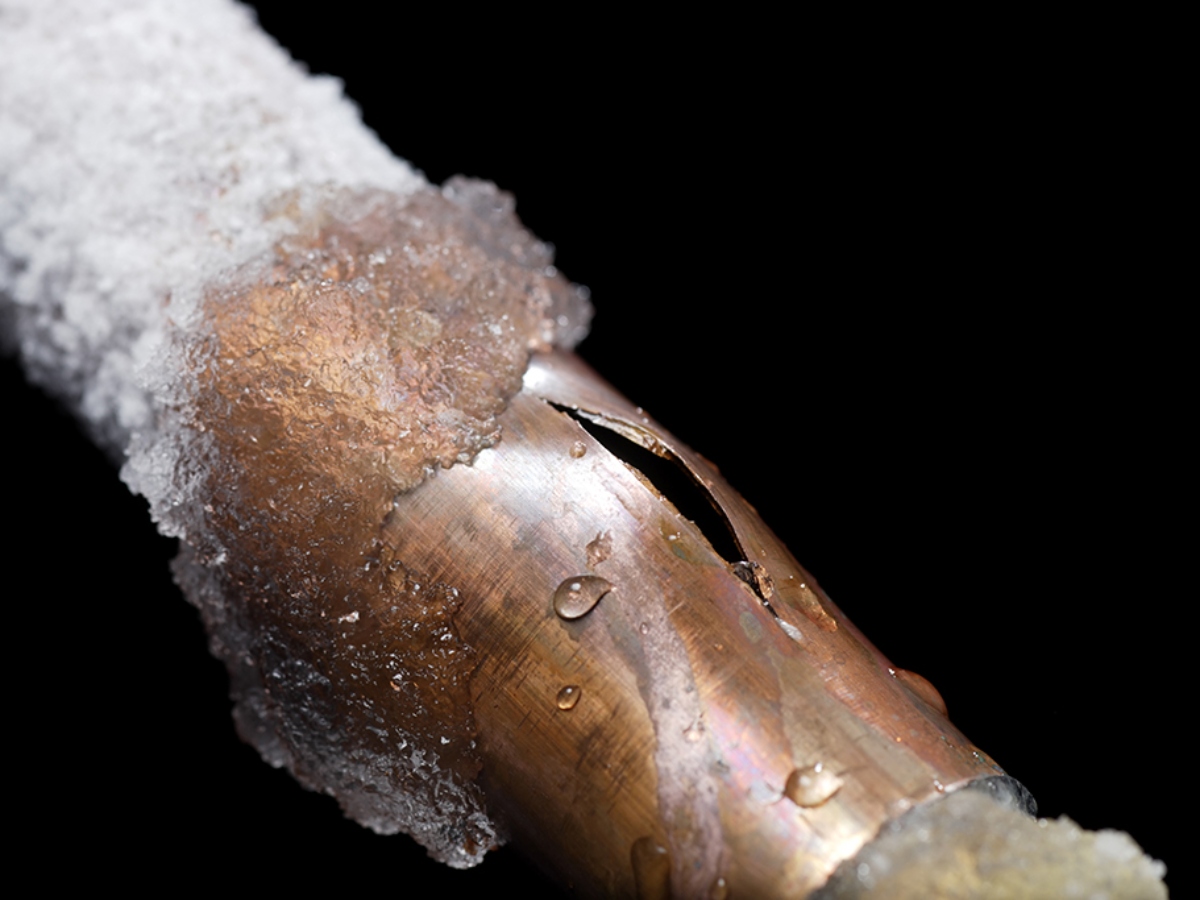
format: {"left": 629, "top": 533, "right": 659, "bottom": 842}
{"left": 709, "top": 876, "right": 730, "bottom": 899}
{"left": 784, "top": 762, "right": 843, "bottom": 807}
{"left": 553, "top": 575, "right": 613, "bottom": 619}
{"left": 556, "top": 684, "right": 581, "bottom": 710}
{"left": 569, "top": 440, "right": 587, "bottom": 458}
{"left": 631, "top": 836, "right": 671, "bottom": 900}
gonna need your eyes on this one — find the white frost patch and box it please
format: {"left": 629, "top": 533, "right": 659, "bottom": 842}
{"left": 0, "top": 0, "right": 421, "bottom": 456}
{"left": 0, "top": 0, "right": 517, "bottom": 870}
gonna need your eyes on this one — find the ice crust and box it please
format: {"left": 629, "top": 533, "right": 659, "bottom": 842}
{"left": 0, "top": 0, "right": 420, "bottom": 454}
{"left": 813, "top": 788, "right": 1167, "bottom": 900}
{"left": 162, "top": 183, "right": 588, "bottom": 866}
{"left": 0, "top": 0, "right": 590, "bottom": 869}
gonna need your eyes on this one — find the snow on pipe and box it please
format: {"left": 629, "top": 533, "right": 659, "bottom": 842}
{"left": 0, "top": 2, "right": 1170, "bottom": 897}
{"left": 2, "top": 0, "right": 592, "bottom": 870}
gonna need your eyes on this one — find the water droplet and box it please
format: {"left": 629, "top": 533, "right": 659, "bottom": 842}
{"left": 639, "top": 621, "right": 650, "bottom": 635}
{"left": 895, "top": 668, "right": 948, "bottom": 716}
{"left": 683, "top": 721, "right": 704, "bottom": 743}
{"left": 586, "top": 530, "right": 612, "bottom": 567}
{"left": 784, "top": 762, "right": 843, "bottom": 807}
{"left": 631, "top": 836, "right": 671, "bottom": 900}
{"left": 709, "top": 876, "right": 730, "bottom": 900}
{"left": 569, "top": 440, "right": 587, "bottom": 458}
{"left": 556, "top": 684, "right": 581, "bottom": 710}
{"left": 856, "top": 862, "right": 876, "bottom": 888}
{"left": 553, "top": 575, "right": 613, "bottom": 619}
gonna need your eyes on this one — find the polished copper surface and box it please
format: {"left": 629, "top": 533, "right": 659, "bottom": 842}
{"left": 380, "top": 351, "right": 1006, "bottom": 896}
{"left": 141, "top": 178, "right": 1018, "bottom": 894}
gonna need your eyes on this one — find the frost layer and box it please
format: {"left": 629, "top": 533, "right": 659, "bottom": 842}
{"left": 0, "top": 0, "right": 420, "bottom": 453}
{"left": 0, "top": 0, "right": 590, "bottom": 870}
{"left": 150, "top": 183, "right": 589, "bottom": 867}
{"left": 813, "top": 788, "right": 1167, "bottom": 900}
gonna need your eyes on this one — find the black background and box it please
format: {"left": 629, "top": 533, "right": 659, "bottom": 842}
{"left": 6, "top": 3, "right": 1183, "bottom": 895}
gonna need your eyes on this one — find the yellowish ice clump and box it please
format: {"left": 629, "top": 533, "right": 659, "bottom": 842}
{"left": 814, "top": 788, "right": 1167, "bottom": 899}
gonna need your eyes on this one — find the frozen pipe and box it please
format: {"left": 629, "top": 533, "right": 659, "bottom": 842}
{"left": 0, "top": 1, "right": 1171, "bottom": 896}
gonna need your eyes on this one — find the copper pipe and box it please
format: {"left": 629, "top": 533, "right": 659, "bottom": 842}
{"left": 0, "top": 3, "right": 1171, "bottom": 897}
{"left": 153, "top": 184, "right": 1006, "bottom": 892}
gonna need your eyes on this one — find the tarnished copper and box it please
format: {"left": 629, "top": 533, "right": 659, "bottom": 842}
{"left": 389, "top": 352, "right": 1005, "bottom": 895}
{"left": 0, "top": 1, "right": 1173, "bottom": 895}
{"left": 173, "top": 195, "right": 1017, "bottom": 895}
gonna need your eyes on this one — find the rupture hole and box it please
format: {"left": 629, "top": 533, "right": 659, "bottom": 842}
{"left": 550, "top": 404, "right": 743, "bottom": 566}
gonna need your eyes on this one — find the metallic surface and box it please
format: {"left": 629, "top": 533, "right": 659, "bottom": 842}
{"left": 384, "top": 351, "right": 1007, "bottom": 896}
{"left": 156, "top": 186, "right": 1010, "bottom": 891}
{"left": 0, "top": 2, "right": 1176, "bottom": 894}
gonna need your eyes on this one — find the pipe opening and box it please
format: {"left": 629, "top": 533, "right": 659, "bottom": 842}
{"left": 549, "top": 403, "right": 744, "bottom": 567}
